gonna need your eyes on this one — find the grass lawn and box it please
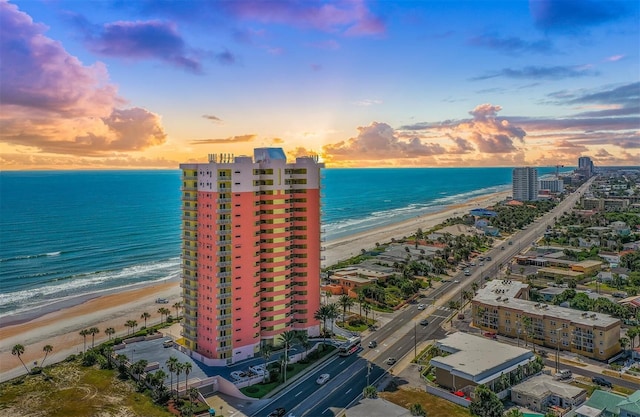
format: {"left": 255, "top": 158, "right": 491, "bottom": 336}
{"left": 380, "top": 386, "right": 471, "bottom": 417}
{"left": 0, "top": 358, "right": 173, "bottom": 417}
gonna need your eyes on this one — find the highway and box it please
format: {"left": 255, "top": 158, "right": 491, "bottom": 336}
{"left": 252, "top": 178, "right": 596, "bottom": 417}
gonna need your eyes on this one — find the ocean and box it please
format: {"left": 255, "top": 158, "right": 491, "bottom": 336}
{"left": 0, "top": 167, "right": 564, "bottom": 318}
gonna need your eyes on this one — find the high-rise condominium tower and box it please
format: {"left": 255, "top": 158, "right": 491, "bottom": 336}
{"left": 179, "top": 148, "right": 323, "bottom": 365}
{"left": 578, "top": 156, "right": 594, "bottom": 177}
{"left": 512, "top": 167, "right": 539, "bottom": 201}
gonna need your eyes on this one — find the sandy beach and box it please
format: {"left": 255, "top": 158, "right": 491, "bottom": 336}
{"left": 0, "top": 190, "right": 508, "bottom": 382}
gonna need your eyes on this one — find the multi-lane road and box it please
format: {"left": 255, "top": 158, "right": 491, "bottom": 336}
{"left": 253, "top": 178, "right": 598, "bottom": 417}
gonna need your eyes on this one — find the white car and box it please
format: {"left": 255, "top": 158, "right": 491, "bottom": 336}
{"left": 417, "top": 304, "right": 425, "bottom": 310}
{"left": 230, "top": 371, "right": 247, "bottom": 380}
{"left": 316, "top": 373, "right": 330, "bottom": 385}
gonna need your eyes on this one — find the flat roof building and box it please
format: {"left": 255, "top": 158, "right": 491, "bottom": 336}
{"left": 179, "top": 148, "right": 324, "bottom": 365}
{"left": 510, "top": 374, "right": 587, "bottom": 413}
{"left": 430, "top": 332, "right": 536, "bottom": 392}
{"left": 472, "top": 280, "right": 621, "bottom": 361}
{"left": 513, "top": 167, "right": 539, "bottom": 202}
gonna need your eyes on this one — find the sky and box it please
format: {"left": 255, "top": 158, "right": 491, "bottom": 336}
{"left": 1, "top": 0, "right": 639, "bottom": 170}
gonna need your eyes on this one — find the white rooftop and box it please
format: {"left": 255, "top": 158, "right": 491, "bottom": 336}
{"left": 474, "top": 280, "right": 620, "bottom": 328}
{"left": 511, "top": 374, "right": 585, "bottom": 399}
{"left": 431, "top": 332, "right": 533, "bottom": 380}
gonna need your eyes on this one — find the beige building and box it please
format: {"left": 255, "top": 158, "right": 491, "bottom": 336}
{"left": 511, "top": 374, "right": 587, "bottom": 413}
{"left": 472, "top": 280, "right": 621, "bottom": 361}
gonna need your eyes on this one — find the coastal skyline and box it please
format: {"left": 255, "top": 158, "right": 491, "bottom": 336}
{"left": 1, "top": 0, "right": 638, "bottom": 170}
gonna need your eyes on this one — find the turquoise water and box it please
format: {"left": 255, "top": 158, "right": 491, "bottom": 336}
{"left": 0, "top": 167, "right": 565, "bottom": 316}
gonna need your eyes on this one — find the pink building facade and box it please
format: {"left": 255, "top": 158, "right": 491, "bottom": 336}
{"left": 179, "top": 148, "right": 323, "bottom": 365}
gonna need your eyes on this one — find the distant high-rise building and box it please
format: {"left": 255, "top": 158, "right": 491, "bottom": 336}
{"left": 539, "top": 178, "right": 564, "bottom": 194}
{"left": 179, "top": 148, "right": 323, "bottom": 365}
{"left": 578, "top": 156, "right": 594, "bottom": 177}
{"left": 512, "top": 167, "right": 539, "bottom": 201}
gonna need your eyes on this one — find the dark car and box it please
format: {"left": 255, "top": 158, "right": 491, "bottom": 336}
{"left": 592, "top": 376, "right": 612, "bottom": 388}
{"left": 419, "top": 319, "right": 429, "bottom": 326}
{"left": 268, "top": 408, "right": 286, "bottom": 417}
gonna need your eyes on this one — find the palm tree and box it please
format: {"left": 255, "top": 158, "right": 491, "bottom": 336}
{"left": 363, "top": 385, "right": 377, "bottom": 399}
{"left": 183, "top": 362, "right": 192, "bottom": 392}
{"left": 105, "top": 327, "right": 116, "bottom": 340}
{"left": 314, "top": 305, "right": 330, "bottom": 341}
{"left": 88, "top": 327, "right": 100, "bottom": 348}
{"left": 261, "top": 345, "right": 273, "bottom": 382}
{"left": 125, "top": 320, "right": 135, "bottom": 335}
{"left": 357, "top": 292, "right": 365, "bottom": 318}
{"left": 173, "top": 302, "right": 182, "bottom": 319}
{"left": 11, "top": 344, "right": 29, "bottom": 374}
{"left": 362, "top": 302, "right": 372, "bottom": 325}
{"left": 41, "top": 345, "right": 53, "bottom": 368}
{"left": 140, "top": 312, "right": 151, "bottom": 328}
{"left": 296, "top": 332, "right": 309, "bottom": 359}
{"left": 620, "top": 337, "right": 630, "bottom": 352}
{"left": 327, "top": 303, "right": 339, "bottom": 335}
{"left": 158, "top": 307, "right": 170, "bottom": 324}
{"left": 279, "top": 330, "right": 297, "bottom": 383}
{"left": 166, "top": 356, "right": 179, "bottom": 397}
{"left": 188, "top": 386, "right": 199, "bottom": 403}
{"left": 338, "top": 294, "right": 354, "bottom": 324}
{"left": 79, "top": 329, "right": 89, "bottom": 352}
{"left": 175, "top": 363, "right": 184, "bottom": 398}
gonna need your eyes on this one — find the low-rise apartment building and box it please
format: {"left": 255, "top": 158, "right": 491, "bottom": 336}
{"left": 472, "top": 280, "right": 621, "bottom": 361}
{"left": 510, "top": 374, "right": 587, "bottom": 413}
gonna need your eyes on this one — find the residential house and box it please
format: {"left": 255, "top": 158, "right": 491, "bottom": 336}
{"left": 510, "top": 374, "right": 586, "bottom": 413}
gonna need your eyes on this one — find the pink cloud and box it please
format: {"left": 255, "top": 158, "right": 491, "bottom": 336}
{"left": 0, "top": 2, "right": 167, "bottom": 158}
{"left": 226, "top": 0, "right": 385, "bottom": 36}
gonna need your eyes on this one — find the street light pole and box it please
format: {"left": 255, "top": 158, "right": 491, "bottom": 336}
{"left": 414, "top": 322, "right": 417, "bottom": 359}
{"left": 554, "top": 327, "right": 563, "bottom": 373}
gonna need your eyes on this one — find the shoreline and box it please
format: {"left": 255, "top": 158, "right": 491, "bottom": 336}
{"left": 0, "top": 189, "right": 508, "bottom": 382}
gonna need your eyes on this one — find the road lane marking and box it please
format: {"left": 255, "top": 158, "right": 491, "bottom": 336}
{"left": 295, "top": 390, "right": 303, "bottom": 397}
{"left": 346, "top": 388, "right": 352, "bottom": 395}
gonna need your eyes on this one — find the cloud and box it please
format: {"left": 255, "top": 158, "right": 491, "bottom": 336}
{"left": 224, "top": 0, "right": 385, "bottom": 37}
{"left": 472, "top": 65, "right": 599, "bottom": 80}
{"left": 215, "top": 49, "right": 237, "bottom": 65}
{"left": 322, "top": 122, "right": 447, "bottom": 161}
{"left": 190, "top": 134, "right": 256, "bottom": 144}
{"left": 353, "top": 99, "right": 382, "bottom": 106}
{"left": 76, "top": 17, "right": 203, "bottom": 73}
{"left": 605, "top": 55, "right": 624, "bottom": 62}
{"left": 468, "top": 34, "right": 554, "bottom": 55}
{"left": 271, "top": 138, "right": 284, "bottom": 144}
{"left": 203, "top": 114, "right": 223, "bottom": 123}
{"left": 0, "top": 2, "right": 167, "bottom": 158}
{"left": 545, "top": 82, "right": 640, "bottom": 117}
{"left": 530, "top": 0, "right": 633, "bottom": 32}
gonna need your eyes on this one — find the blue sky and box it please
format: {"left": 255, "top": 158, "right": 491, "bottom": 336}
{"left": 1, "top": 0, "right": 638, "bottom": 169}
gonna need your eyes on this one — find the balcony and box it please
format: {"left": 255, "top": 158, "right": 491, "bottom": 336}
{"left": 217, "top": 271, "right": 231, "bottom": 278}
{"left": 216, "top": 293, "right": 231, "bottom": 300}
{"left": 183, "top": 174, "right": 197, "bottom": 180}
{"left": 216, "top": 303, "right": 232, "bottom": 310}
{"left": 217, "top": 250, "right": 231, "bottom": 256}
{"left": 216, "top": 229, "right": 231, "bottom": 236}
{"left": 216, "top": 281, "right": 232, "bottom": 289}
{"left": 182, "top": 263, "right": 197, "bottom": 272}
{"left": 183, "top": 195, "right": 197, "bottom": 201}
{"left": 216, "top": 335, "right": 233, "bottom": 342}
{"left": 216, "top": 324, "right": 232, "bottom": 331}
{"left": 181, "top": 215, "right": 198, "bottom": 221}
{"left": 180, "top": 282, "right": 198, "bottom": 291}
{"left": 216, "top": 345, "right": 232, "bottom": 352}
{"left": 217, "top": 313, "right": 232, "bottom": 320}
{"left": 216, "top": 219, "right": 232, "bottom": 225}
{"left": 181, "top": 254, "right": 197, "bottom": 262}
{"left": 180, "top": 185, "right": 197, "bottom": 191}
{"left": 217, "top": 208, "right": 231, "bottom": 214}
{"left": 217, "top": 198, "right": 231, "bottom": 204}
{"left": 182, "top": 225, "right": 198, "bottom": 232}
{"left": 184, "top": 292, "right": 198, "bottom": 302}
{"left": 217, "top": 261, "right": 232, "bottom": 267}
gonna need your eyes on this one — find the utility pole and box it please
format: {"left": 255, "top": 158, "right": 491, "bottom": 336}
{"left": 414, "top": 321, "right": 417, "bottom": 359}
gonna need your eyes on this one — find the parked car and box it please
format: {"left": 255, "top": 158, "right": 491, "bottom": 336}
{"left": 162, "top": 339, "right": 173, "bottom": 348}
{"left": 592, "top": 376, "right": 612, "bottom": 388}
{"left": 230, "top": 371, "right": 247, "bottom": 380}
{"left": 485, "top": 256, "right": 491, "bottom": 261}
{"left": 386, "top": 357, "right": 397, "bottom": 365}
{"left": 368, "top": 341, "right": 377, "bottom": 348}
{"left": 155, "top": 298, "right": 169, "bottom": 304}
{"left": 483, "top": 332, "right": 497, "bottom": 339}
{"left": 268, "top": 408, "right": 286, "bottom": 417}
{"left": 417, "top": 303, "right": 425, "bottom": 310}
{"left": 554, "top": 369, "right": 572, "bottom": 380}
{"left": 316, "top": 373, "right": 330, "bottom": 385}
{"left": 419, "top": 319, "right": 429, "bottom": 326}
